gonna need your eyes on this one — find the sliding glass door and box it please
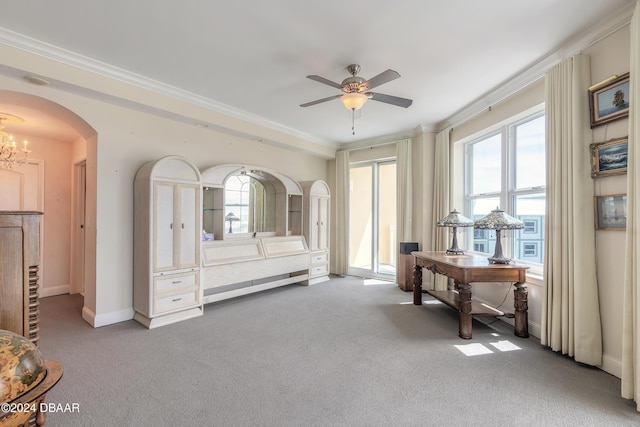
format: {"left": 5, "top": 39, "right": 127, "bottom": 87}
{"left": 348, "top": 160, "right": 396, "bottom": 280}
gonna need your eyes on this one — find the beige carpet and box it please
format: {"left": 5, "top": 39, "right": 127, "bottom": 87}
{"left": 37, "top": 276, "right": 638, "bottom": 426}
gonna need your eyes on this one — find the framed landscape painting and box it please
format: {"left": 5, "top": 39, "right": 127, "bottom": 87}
{"left": 590, "top": 137, "right": 628, "bottom": 178}
{"left": 588, "top": 73, "right": 630, "bottom": 128}
{"left": 594, "top": 194, "right": 627, "bottom": 230}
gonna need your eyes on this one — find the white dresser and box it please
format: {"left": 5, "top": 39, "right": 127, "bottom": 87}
{"left": 301, "top": 180, "right": 331, "bottom": 284}
{"left": 133, "top": 156, "right": 203, "bottom": 328}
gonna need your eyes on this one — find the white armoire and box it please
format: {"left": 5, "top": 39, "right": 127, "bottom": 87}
{"left": 133, "top": 156, "right": 203, "bottom": 328}
{"left": 301, "top": 180, "right": 330, "bottom": 284}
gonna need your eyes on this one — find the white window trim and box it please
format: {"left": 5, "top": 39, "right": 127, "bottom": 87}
{"left": 453, "top": 104, "right": 545, "bottom": 276}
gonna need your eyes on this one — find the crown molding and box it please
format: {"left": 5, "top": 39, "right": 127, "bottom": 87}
{"left": 435, "top": 1, "right": 635, "bottom": 132}
{"left": 0, "top": 27, "right": 337, "bottom": 150}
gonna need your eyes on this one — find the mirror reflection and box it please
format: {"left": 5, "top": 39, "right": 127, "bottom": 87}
{"left": 224, "top": 171, "right": 275, "bottom": 233}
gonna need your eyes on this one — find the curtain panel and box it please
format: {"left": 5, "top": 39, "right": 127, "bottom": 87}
{"left": 621, "top": 0, "right": 640, "bottom": 411}
{"left": 396, "top": 139, "right": 413, "bottom": 246}
{"left": 334, "top": 150, "right": 350, "bottom": 275}
{"left": 430, "top": 128, "right": 452, "bottom": 290}
{"left": 541, "top": 54, "right": 603, "bottom": 366}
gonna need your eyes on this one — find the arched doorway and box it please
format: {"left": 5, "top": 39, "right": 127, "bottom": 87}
{"left": 0, "top": 90, "right": 97, "bottom": 323}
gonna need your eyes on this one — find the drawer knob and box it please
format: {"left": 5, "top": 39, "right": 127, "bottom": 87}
{"left": 172, "top": 298, "right": 182, "bottom": 302}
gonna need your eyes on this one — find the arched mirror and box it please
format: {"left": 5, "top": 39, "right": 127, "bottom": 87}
{"left": 224, "top": 170, "right": 278, "bottom": 234}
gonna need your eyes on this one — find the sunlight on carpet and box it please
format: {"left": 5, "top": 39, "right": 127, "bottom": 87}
{"left": 455, "top": 339, "right": 522, "bottom": 356}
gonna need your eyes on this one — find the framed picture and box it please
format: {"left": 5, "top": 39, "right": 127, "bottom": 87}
{"left": 589, "top": 136, "right": 628, "bottom": 178}
{"left": 594, "top": 194, "right": 627, "bottom": 230}
{"left": 588, "top": 73, "right": 630, "bottom": 128}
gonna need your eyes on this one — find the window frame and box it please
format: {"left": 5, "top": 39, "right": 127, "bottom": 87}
{"left": 463, "top": 110, "right": 546, "bottom": 274}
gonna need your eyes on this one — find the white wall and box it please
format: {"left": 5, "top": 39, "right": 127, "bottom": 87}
{"left": 584, "top": 25, "right": 630, "bottom": 377}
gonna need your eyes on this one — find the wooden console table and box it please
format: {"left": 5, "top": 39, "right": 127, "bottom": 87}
{"left": 412, "top": 251, "right": 529, "bottom": 339}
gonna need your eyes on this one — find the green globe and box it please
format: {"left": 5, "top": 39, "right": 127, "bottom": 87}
{"left": 0, "top": 329, "right": 46, "bottom": 404}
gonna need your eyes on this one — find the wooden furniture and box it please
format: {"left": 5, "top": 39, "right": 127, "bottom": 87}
{"left": 412, "top": 251, "right": 529, "bottom": 339}
{"left": 0, "top": 360, "right": 63, "bottom": 427}
{"left": 396, "top": 253, "right": 414, "bottom": 291}
{"left": 0, "top": 211, "right": 42, "bottom": 344}
{"left": 301, "top": 180, "right": 330, "bottom": 284}
{"left": 133, "top": 156, "right": 203, "bottom": 329}
{"left": 200, "top": 164, "right": 309, "bottom": 302}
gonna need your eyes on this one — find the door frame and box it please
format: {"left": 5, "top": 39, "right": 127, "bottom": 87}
{"left": 348, "top": 159, "right": 396, "bottom": 281}
{"left": 70, "top": 160, "right": 86, "bottom": 294}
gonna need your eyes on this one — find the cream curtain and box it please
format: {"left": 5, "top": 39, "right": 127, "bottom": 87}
{"left": 541, "top": 54, "right": 603, "bottom": 366}
{"left": 621, "top": 0, "right": 640, "bottom": 411}
{"left": 431, "top": 128, "right": 452, "bottom": 290}
{"left": 334, "top": 150, "right": 350, "bottom": 275}
{"left": 396, "top": 139, "right": 413, "bottom": 245}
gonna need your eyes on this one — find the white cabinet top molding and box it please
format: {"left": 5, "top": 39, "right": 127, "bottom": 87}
{"left": 201, "top": 164, "right": 302, "bottom": 195}
{"left": 137, "top": 155, "right": 202, "bottom": 182}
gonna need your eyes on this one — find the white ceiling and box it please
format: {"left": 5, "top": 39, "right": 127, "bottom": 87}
{"left": 0, "top": 0, "right": 635, "bottom": 147}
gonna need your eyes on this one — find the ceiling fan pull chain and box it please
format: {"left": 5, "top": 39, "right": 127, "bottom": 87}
{"left": 351, "top": 109, "right": 356, "bottom": 135}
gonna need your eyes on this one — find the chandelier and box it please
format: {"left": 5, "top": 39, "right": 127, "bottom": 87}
{"left": 0, "top": 114, "right": 30, "bottom": 169}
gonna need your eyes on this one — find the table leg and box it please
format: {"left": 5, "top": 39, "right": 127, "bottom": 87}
{"left": 513, "top": 282, "right": 529, "bottom": 338}
{"left": 413, "top": 264, "right": 423, "bottom": 305}
{"left": 457, "top": 281, "right": 472, "bottom": 339}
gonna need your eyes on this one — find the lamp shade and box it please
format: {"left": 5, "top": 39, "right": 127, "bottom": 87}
{"left": 225, "top": 212, "right": 240, "bottom": 222}
{"left": 473, "top": 207, "right": 524, "bottom": 230}
{"left": 436, "top": 209, "right": 473, "bottom": 255}
{"left": 340, "top": 92, "right": 368, "bottom": 110}
{"left": 225, "top": 212, "right": 240, "bottom": 233}
{"left": 473, "top": 207, "right": 523, "bottom": 264}
{"left": 437, "top": 209, "right": 474, "bottom": 228}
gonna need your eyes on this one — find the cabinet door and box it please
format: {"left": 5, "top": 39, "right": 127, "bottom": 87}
{"left": 0, "top": 226, "right": 25, "bottom": 335}
{"left": 318, "top": 197, "right": 329, "bottom": 250}
{"left": 154, "top": 182, "right": 176, "bottom": 271}
{"left": 310, "top": 196, "right": 320, "bottom": 251}
{"left": 178, "top": 184, "right": 199, "bottom": 269}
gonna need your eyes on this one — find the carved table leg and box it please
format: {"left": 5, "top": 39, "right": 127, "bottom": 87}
{"left": 513, "top": 282, "right": 529, "bottom": 338}
{"left": 413, "top": 264, "right": 423, "bottom": 305}
{"left": 457, "top": 281, "right": 472, "bottom": 339}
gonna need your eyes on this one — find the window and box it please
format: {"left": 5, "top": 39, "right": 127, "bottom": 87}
{"left": 465, "top": 113, "right": 546, "bottom": 267}
{"left": 348, "top": 160, "right": 397, "bottom": 280}
{"left": 224, "top": 174, "right": 250, "bottom": 233}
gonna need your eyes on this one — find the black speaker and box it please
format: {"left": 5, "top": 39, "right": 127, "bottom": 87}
{"left": 399, "top": 242, "right": 419, "bottom": 255}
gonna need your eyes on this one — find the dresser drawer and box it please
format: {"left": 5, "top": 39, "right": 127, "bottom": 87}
{"left": 154, "top": 290, "right": 199, "bottom": 314}
{"left": 310, "top": 252, "right": 328, "bottom": 265}
{"left": 310, "top": 264, "right": 329, "bottom": 277}
{"left": 154, "top": 272, "right": 198, "bottom": 294}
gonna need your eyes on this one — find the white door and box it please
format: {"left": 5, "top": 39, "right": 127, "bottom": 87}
{"left": 154, "top": 182, "right": 176, "bottom": 272}
{"left": 318, "top": 197, "right": 329, "bottom": 251}
{"left": 0, "top": 161, "right": 45, "bottom": 281}
{"left": 310, "top": 196, "right": 320, "bottom": 251}
{"left": 70, "top": 161, "right": 86, "bottom": 294}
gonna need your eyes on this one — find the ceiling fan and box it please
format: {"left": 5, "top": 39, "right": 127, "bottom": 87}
{"left": 300, "top": 64, "right": 413, "bottom": 111}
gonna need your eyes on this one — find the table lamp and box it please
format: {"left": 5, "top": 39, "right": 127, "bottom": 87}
{"left": 225, "top": 212, "right": 240, "bottom": 233}
{"left": 436, "top": 209, "right": 474, "bottom": 254}
{"left": 473, "top": 207, "right": 524, "bottom": 264}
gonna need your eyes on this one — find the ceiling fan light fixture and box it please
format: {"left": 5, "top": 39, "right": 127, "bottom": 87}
{"left": 340, "top": 92, "right": 368, "bottom": 110}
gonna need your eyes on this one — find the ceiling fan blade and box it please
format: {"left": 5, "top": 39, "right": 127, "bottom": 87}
{"left": 300, "top": 94, "right": 342, "bottom": 107}
{"left": 361, "top": 69, "right": 400, "bottom": 91}
{"left": 306, "top": 75, "right": 343, "bottom": 89}
{"left": 368, "top": 92, "right": 413, "bottom": 108}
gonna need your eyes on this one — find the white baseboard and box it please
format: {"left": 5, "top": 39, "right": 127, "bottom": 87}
{"left": 81, "top": 306, "right": 95, "bottom": 326}
{"left": 40, "top": 284, "right": 70, "bottom": 297}
{"left": 82, "top": 306, "right": 135, "bottom": 328}
{"left": 601, "top": 353, "right": 622, "bottom": 379}
{"left": 498, "top": 318, "right": 622, "bottom": 379}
